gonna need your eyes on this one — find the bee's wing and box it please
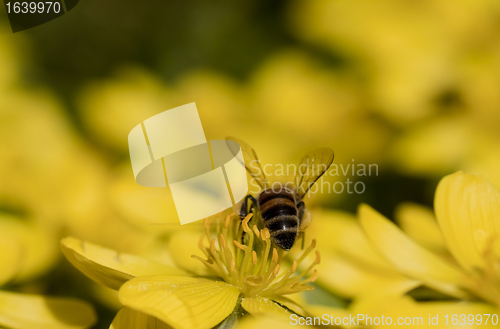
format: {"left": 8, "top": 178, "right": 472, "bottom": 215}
{"left": 296, "top": 147, "right": 334, "bottom": 198}
{"left": 226, "top": 136, "right": 267, "bottom": 189}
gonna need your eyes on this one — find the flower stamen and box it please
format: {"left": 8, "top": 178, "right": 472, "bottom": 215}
{"left": 193, "top": 213, "right": 321, "bottom": 297}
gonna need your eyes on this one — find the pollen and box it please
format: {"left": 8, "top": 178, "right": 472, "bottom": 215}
{"left": 192, "top": 213, "right": 320, "bottom": 297}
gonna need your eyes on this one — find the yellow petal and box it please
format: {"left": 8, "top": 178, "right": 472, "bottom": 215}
{"left": 305, "top": 305, "right": 358, "bottom": 328}
{"left": 395, "top": 203, "right": 447, "bottom": 254}
{"left": 435, "top": 171, "right": 500, "bottom": 272}
{"left": 119, "top": 276, "right": 240, "bottom": 329}
{"left": 359, "top": 204, "right": 467, "bottom": 296}
{"left": 318, "top": 253, "right": 418, "bottom": 299}
{"left": 271, "top": 296, "right": 306, "bottom": 316}
{"left": 350, "top": 280, "right": 421, "bottom": 316}
{"left": 110, "top": 307, "right": 171, "bottom": 329}
{"left": 0, "top": 291, "right": 96, "bottom": 329}
{"left": 61, "top": 237, "right": 188, "bottom": 290}
{"left": 304, "top": 210, "right": 418, "bottom": 299}
{"left": 356, "top": 295, "right": 499, "bottom": 329}
{"left": 241, "top": 296, "right": 293, "bottom": 320}
{"left": 407, "top": 301, "right": 499, "bottom": 329}
{"left": 308, "top": 210, "right": 394, "bottom": 271}
{"left": 280, "top": 292, "right": 307, "bottom": 309}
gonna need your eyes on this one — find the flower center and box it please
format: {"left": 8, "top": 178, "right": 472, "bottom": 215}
{"left": 192, "top": 213, "right": 320, "bottom": 298}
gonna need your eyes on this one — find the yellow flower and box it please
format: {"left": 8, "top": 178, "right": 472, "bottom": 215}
{"left": 356, "top": 171, "right": 500, "bottom": 323}
{"left": 62, "top": 213, "right": 320, "bottom": 329}
{"left": 0, "top": 214, "right": 96, "bottom": 329}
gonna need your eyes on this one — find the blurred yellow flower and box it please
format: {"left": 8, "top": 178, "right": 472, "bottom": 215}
{"left": 290, "top": 0, "right": 500, "bottom": 125}
{"left": 0, "top": 214, "right": 96, "bottom": 329}
{"left": 245, "top": 50, "right": 389, "bottom": 166}
{"left": 77, "top": 66, "right": 245, "bottom": 154}
{"left": 0, "top": 214, "right": 58, "bottom": 283}
{"left": 389, "top": 115, "right": 500, "bottom": 189}
{"left": 0, "top": 89, "right": 96, "bottom": 226}
{"left": 389, "top": 116, "right": 469, "bottom": 177}
{"left": 77, "top": 67, "right": 172, "bottom": 153}
{"left": 61, "top": 213, "right": 321, "bottom": 329}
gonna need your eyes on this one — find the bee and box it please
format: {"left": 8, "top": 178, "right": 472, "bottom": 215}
{"left": 227, "top": 137, "right": 334, "bottom": 251}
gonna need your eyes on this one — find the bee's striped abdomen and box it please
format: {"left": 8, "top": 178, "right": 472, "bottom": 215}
{"left": 259, "top": 189, "right": 299, "bottom": 250}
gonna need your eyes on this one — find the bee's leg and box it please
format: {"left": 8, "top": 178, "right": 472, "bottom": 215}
{"left": 239, "top": 195, "right": 258, "bottom": 219}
